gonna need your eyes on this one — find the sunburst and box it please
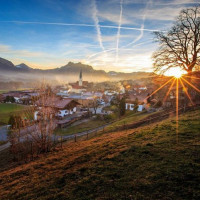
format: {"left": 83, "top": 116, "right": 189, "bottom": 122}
{"left": 144, "top": 71, "right": 200, "bottom": 143}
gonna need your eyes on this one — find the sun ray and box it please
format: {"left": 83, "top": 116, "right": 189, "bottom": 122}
{"left": 145, "top": 77, "right": 174, "bottom": 101}
{"left": 176, "top": 78, "right": 179, "bottom": 143}
{"left": 163, "top": 78, "right": 176, "bottom": 103}
{"left": 179, "top": 78, "right": 194, "bottom": 105}
{"left": 184, "top": 75, "right": 200, "bottom": 80}
{"left": 181, "top": 77, "right": 200, "bottom": 93}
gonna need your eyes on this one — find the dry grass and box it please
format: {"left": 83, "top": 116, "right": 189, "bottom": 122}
{"left": 0, "top": 109, "right": 200, "bottom": 200}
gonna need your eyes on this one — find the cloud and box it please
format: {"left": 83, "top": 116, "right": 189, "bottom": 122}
{"left": 1, "top": 0, "right": 197, "bottom": 73}
{"left": 91, "top": 0, "right": 105, "bottom": 51}
{"left": 0, "top": 21, "right": 161, "bottom": 32}
{"left": 86, "top": 40, "right": 156, "bottom": 72}
{"left": 122, "top": 0, "right": 152, "bottom": 48}
{"left": 115, "top": 0, "right": 124, "bottom": 63}
{"left": 0, "top": 44, "right": 45, "bottom": 57}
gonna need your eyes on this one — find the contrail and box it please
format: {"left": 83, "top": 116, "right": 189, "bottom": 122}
{"left": 87, "top": 48, "right": 116, "bottom": 59}
{"left": 122, "top": 24, "right": 144, "bottom": 48}
{"left": 0, "top": 21, "right": 161, "bottom": 32}
{"left": 91, "top": 0, "right": 105, "bottom": 51}
{"left": 115, "top": 0, "right": 123, "bottom": 63}
{"left": 87, "top": 39, "right": 153, "bottom": 60}
{"left": 123, "top": 0, "right": 152, "bottom": 48}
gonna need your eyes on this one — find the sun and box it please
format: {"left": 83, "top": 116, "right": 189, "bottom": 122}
{"left": 164, "top": 67, "right": 185, "bottom": 78}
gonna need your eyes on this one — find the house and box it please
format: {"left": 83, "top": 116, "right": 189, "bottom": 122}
{"left": 56, "top": 89, "right": 69, "bottom": 97}
{"left": 2, "top": 92, "right": 23, "bottom": 103}
{"left": 125, "top": 101, "right": 145, "bottom": 112}
{"left": 2, "top": 91, "right": 39, "bottom": 104}
{"left": 125, "top": 92, "right": 146, "bottom": 112}
{"left": 35, "top": 97, "right": 80, "bottom": 120}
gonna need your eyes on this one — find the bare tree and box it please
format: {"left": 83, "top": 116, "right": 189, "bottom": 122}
{"left": 89, "top": 97, "right": 99, "bottom": 115}
{"left": 153, "top": 6, "right": 200, "bottom": 75}
{"left": 8, "top": 84, "right": 57, "bottom": 161}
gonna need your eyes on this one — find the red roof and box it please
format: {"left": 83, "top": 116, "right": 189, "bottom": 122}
{"left": 36, "top": 97, "right": 80, "bottom": 109}
{"left": 71, "top": 85, "right": 85, "bottom": 89}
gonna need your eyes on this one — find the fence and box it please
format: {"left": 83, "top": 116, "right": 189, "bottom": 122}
{"left": 8, "top": 104, "right": 200, "bottom": 162}
{"left": 56, "top": 104, "right": 200, "bottom": 145}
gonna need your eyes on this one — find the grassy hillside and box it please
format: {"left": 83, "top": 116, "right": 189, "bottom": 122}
{"left": 55, "top": 111, "right": 154, "bottom": 136}
{"left": 0, "top": 108, "right": 200, "bottom": 199}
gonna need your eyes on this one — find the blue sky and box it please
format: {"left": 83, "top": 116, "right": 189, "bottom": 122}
{"left": 0, "top": 0, "right": 199, "bottom": 72}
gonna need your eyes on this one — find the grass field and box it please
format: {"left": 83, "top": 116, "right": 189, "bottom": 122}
{"left": 0, "top": 108, "right": 200, "bottom": 199}
{"left": 0, "top": 90, "right": 9, "bottom": 94}
{"left": 105, "top": 110, "right": 162, "bottom": 132}
{"left": 55, "top": 118, "right": 106, "bottom": 136}
{"left": 55, "top": 111, "right": 154, "bottom": 136}
{"left": 0, "top": 103, "right": 29, "bottom": 125}
{"left": 0, "top": 88, "right": 33, "bottom": 94}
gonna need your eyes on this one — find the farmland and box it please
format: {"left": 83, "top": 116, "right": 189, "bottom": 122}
{"left": 0, "top": 103, "right": 29, "bottom": 125}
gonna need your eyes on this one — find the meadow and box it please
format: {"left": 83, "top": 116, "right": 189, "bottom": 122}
{"left": 0, "top": 108, "right": 199, "bottom": 199}
{"left": 0, "top": 90, "right": 8, "bottom": 94}
{"left": 54, "top": 111, "right": 155, "bottom": 136}
{"left": 0, "top": 103, "right": 29, "bottom": 125}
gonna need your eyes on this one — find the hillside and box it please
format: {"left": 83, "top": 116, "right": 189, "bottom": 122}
{"left": 0, "top": 57, "right": 17, "bottom": 71}
{"left": 0, "top": 108, "right": 200, "bottom": 199}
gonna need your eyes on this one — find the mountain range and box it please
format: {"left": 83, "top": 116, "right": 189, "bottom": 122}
{"left": 0, "top": 57, "right": 153, "bottom": 82}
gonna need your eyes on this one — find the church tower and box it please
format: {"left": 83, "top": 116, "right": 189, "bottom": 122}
{"left": 79, "top": 69, "right": 82, "bottom": 86}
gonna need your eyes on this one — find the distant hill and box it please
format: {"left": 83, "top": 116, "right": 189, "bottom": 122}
{"left": 0, "top": 57, "right": 154, "bottom": 82}
{"left": 0, "top": 57, "right": 17, "bottom": 71}
{"left": 15, "top": 63, "right": 32, "bottom": 71}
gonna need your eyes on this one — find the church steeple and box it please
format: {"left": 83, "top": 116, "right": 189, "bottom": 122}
{"left": 79, "top": 69, "right": 82, "bottom": 86}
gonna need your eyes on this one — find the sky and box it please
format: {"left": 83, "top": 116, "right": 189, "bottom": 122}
{"left": 0, "top": 0, "right": 199, "bottom": 72}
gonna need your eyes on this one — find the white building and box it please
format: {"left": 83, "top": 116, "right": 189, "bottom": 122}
{"left": 125, "top": 103, "right": 144, "bottom": 112}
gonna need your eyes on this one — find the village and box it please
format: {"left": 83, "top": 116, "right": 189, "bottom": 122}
{"left": 1, "top": 2, "right": 200, "bottom": 199}
{"left": 1, "top": 70, "right": 200, "bottom": 135}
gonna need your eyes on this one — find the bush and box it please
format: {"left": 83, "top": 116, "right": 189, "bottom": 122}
{"left": 4, "top": 96, "right": 15, "bottom": 103}
{"left": 8, "top": 115, "right": 23, "bottom": 129}
{"left": 103, "top": 114, "right": 113, "bottom": 122}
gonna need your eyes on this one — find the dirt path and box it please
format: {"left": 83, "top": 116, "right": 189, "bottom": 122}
{"left": 0, "top": 142, "right": 10, "bottom": 151}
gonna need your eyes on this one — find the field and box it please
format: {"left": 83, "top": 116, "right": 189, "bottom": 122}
{"left": 0, "top": 90, "right": 8, "bottom": 94}
{"left": 0, "top": 103, "right": 29, "bottom": 125}
{"left": 55, "top": 118, "right": 106, "bottom": 136}
{"left": 0, "top": 108, "right": 200, "bottom": 199}
{"left": 55, "top": 111, "right": 154, "bottom": 136}
{"left": 105, "top": 110, "right": 161, "bottom": 132}
{"left": 0, "top": 88, "right": 33, "bottom": 94}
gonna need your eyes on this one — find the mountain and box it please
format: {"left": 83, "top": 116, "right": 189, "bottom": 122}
{"left": 0, "top": 57, "right": 153, "bottom": 81}
{"left": 0, "top": 58, "right": 33, "bottom": 72}
{"left": 15, "top": 63, "right": 32, "bottom": 71}
{"left": 45, "top": 62, "right": 107, "bottom": 76}
{"left": 0, "top": 57, "right": 17, "bottom": 71}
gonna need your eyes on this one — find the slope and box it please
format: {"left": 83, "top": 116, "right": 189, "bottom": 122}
{"left": 0, "top": 108, "right": 200, "bottom": 200}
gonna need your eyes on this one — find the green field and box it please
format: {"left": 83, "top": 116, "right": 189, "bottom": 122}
{"left": 0, "top": 103, "right": 29, "bottom": 125}
{"left": 0, "top": 88, "right": 33, "bottom": 94}
{"left": 55, "top": 118, "right": 107, "bottom": 136}
{"left": 55, "top": 111, "right": 154, "bottom": 136}
{"left": 0, "top": 90, "right": 8, "bottom": 94}
{"left": 0, "top": 108, "right": 200, "bottom": 199}
{"left": 105, "top": 110, "right": 161, "bottom": 132}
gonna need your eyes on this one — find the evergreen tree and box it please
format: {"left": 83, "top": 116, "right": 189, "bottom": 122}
{"left": 119, "top": 97, "right": 126, "bottom": 117}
